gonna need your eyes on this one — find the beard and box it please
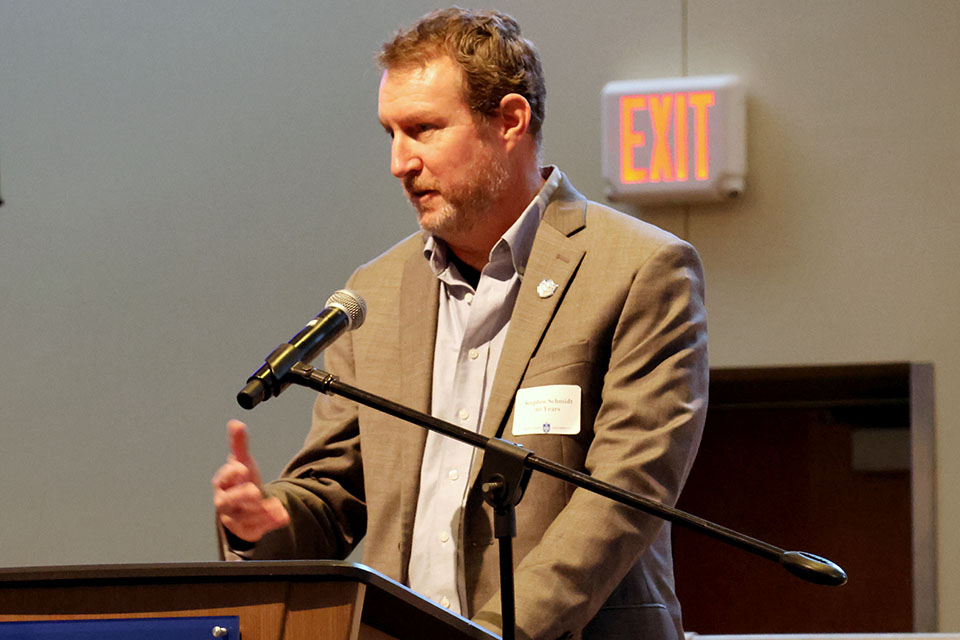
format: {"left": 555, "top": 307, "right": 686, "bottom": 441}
{"left": 404, "top": 143, "right": 510, "bottom": 240}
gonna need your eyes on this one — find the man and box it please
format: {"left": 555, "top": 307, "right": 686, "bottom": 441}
{"left": 212, "top": 8, "right": 708, "bottom": 640}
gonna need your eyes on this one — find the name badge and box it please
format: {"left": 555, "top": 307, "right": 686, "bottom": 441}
{"left": 512, "top": 385, "right": 581, "bottom": 435}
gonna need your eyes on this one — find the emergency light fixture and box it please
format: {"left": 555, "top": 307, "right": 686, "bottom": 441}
{"left": 601, "top": 75, "right": 746, "bottom": 205}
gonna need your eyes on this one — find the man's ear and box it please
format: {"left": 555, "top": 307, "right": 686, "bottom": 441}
{"left": 497, "top": 93, "right": 532, "bottom": 150}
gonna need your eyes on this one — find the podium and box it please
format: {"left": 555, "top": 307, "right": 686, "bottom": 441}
{"left": 0, "top": 561, "right": 498, "bottom": 640}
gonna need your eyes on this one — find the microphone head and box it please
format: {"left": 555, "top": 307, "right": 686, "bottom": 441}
{"left": 325, "top": 289, "right": 367, "bottom": 330}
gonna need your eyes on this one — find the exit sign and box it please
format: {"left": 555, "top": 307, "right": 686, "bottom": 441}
{"left": 602, "top": 75, "right": 745, "bottom": 204}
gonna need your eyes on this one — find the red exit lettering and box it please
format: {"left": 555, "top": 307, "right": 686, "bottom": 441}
{"left": 619, "top": 91, "right": 716, "bottom": 184}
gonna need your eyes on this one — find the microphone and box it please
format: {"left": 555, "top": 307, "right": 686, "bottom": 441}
{"left": 237, "top": 289, "right": 367, "bottom": 410}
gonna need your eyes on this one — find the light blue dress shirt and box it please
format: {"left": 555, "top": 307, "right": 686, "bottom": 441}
{"left": 408, "top": 167, "right": 561, "bottom": 614}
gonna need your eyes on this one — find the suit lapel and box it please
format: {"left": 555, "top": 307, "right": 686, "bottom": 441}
{"left": 478, "top": 177, "right": 587, "bottom": 445}
{"left": 399, "top": 244, "right": 438, "bottom": 415}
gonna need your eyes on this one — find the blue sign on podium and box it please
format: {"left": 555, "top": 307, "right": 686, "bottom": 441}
{"left": 0, "top": 616, "right": 239, "bottom": 639}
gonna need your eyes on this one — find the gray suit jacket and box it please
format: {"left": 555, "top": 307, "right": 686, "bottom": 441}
{"left": 227, "top": 173, "right": 708, "bottom": 640}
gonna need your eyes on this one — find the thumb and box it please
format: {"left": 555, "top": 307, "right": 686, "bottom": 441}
{"left": 226, "top": 419, "right": 263, "bottom": 487}
{"left": 227, "top": 419, "right": 253, "bottom": 464}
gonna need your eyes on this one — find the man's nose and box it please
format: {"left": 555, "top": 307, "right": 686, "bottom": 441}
{"left": 391, "top": 137, "right": 422, "bottom": 178}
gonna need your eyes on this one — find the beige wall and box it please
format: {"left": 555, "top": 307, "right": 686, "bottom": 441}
{"left": 0, "top": 0, "right": 956, "bottom": 631}
{"left": 680, "top": 2, "right": 959, "bottom": 628}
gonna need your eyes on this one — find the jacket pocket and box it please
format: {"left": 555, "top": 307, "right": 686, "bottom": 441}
{"left": 523, "top": 340, "right": 594, "bottom": 381}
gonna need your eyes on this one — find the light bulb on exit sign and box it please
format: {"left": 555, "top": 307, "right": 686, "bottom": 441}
{"left": 602, "top": 75, "right": 745, "bottom": 204}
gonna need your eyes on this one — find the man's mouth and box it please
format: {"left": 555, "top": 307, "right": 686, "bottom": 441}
{"left": 407, "top": 187, "right": 439, "bottom": 203}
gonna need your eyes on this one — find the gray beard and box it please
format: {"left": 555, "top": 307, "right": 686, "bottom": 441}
{"left": 413, "top": 153, "right": 510, "bottom": 240}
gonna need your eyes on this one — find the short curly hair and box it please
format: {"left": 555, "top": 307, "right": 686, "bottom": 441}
{"left": 378, "top": 7, "right": 546, "bottom": 145}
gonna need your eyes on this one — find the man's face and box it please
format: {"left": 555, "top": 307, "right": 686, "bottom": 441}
{"left": 378, "top": 56, "right": 508, "bottom": 240}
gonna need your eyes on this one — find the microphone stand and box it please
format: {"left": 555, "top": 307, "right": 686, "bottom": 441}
{"left": 283, "top": 363, "right": 846, "bottom": 640}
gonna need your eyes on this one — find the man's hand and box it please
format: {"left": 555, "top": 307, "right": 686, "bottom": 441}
{"left": 212, "top": 419, "right": 291, "bottom": 542}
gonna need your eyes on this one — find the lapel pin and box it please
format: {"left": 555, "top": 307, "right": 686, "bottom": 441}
{"left": 537, "top": 279, "right": 558, "bottom": 299}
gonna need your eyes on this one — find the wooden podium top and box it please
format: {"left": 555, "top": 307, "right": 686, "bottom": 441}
{"left": 0, "top": 561, "right": 499, "bottom": 640}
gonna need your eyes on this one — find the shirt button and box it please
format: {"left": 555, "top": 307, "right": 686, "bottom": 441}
{"left": 440, "top": 596, "right": 451, "bottom": 608}
{"left": 468, "top": 348, "right": 479, "bottom": 360}
{"left": 449, "top": 469, "right": 459, "bottom": 481}
{"left": 464, "top": 292, "right": 474, "bottom": 304}
{"left": 458, "top": 408, "right": 469, "bottom": 421}
{"left": 439, "top": 531, "right": 450, "bottom": 543}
